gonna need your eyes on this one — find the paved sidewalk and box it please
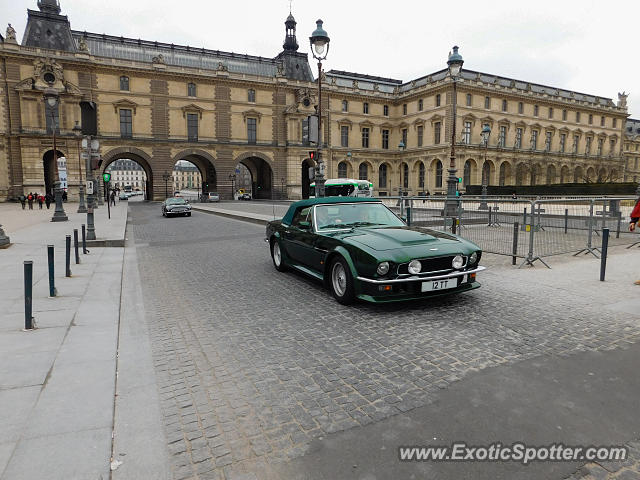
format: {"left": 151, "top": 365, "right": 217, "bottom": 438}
{"left": 0, "top": 202, "right": 128, "bottom": 480}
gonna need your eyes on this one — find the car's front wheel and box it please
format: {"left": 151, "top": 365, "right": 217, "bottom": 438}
{"left": 271, "top": 239, "right": 287, "bottom": 272}
{"left": 329, "top": 257, "right": 355, "bottom": 305}
{"left": 186, "top": 212, "right": 191, "bottom": 217}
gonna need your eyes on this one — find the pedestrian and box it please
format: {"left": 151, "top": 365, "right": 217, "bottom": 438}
{"left": 62, "top": 190, "right": 67, "bottom": 202}
{"left": 45, "top": 193, "right": 52, "bottom": 209}
{"left": 511, "top": 192, "right": 517, "bottom": 200}
{"left": 110, "top": 189, "right": 116, "bottom": 206}
{"left": 37, "top": 195, "right": 43, "bottom": 209}
{"left": 19, "top": 194, "right": 26, "bottom": 209}
{"left": 629, "top": 197, "right": 640, "bottom": 285}
{"left": 27, "top": 192, "right": 33, "bottom": 210}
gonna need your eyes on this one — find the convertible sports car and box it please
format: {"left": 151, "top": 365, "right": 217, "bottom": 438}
{"left": 265, "top": 197, "right": 485, "bottom": 304}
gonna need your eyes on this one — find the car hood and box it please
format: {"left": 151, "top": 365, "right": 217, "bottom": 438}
{"left": 338, "top": 226, "right": 462, "bottom": 251}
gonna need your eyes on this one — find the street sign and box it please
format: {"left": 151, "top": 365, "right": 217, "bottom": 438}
{"left": 102, "top": 173, "right": 111, "bottom": 182}
{"left": 86, "top": 180, "right": 94, "bottom": 194}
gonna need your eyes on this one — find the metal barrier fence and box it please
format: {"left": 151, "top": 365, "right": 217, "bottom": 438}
{"left": 378, "top": 195, "right": 639, "bottom": 268}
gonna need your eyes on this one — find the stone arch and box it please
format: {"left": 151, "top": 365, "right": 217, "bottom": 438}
{"left": 515, "top": 163, "right": 528, "bottom": 186}
{"left": 560, "top": 165, "right": 570, "bottom": 183}
{"left": 463, "top": 158, "right": 478, "bottom": 187}
{"left": 42, "top": 148, "right": 66, "bottom": 197}
{"left": 481, "top": 159, "right": 495, "bottom": 186}
{"left": 586, "top": 166, "right": 596, "bottom": 183}
{"left": 597, "top": 167, "right": 607, "bottom": 183}
{"left": 546, "top": 164, "right": 557, "bottom": 184}
{"left": 378, "top": 162, "right": 391, "bottom": 192}
{"left": 499, "top": 160, "right": 512, "bottom": 186}
{"left": 429, "top": 158, "right": 444, "bottom": 190}
{"left": 358, "top": 160, "right": 373, "bottom": 181}
{"left": 102, "top": 146, "right": 154, "bottom": 200}
{"left": 173, "top": 148, "right": 218, "bottom": 197}
{"left": 233, "top": 151, "right": 275, "bottom": 199}
{"left": 530, "top": 163, "right": 542, "bottom": 185}
{"left": 574, "top": 166, "right": 584, "bottom": 183}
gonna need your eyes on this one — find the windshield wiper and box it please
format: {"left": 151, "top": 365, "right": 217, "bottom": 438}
{"left": 320, "top": 223, "right": 351, "bottom": 229}
{"left": 344, "top": 221, "right": 378, "bottom": 227}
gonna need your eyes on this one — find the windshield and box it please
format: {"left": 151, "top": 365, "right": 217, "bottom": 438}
{"left": 166, "top": 198, "right": 187, "bottom": 205}
{"left": 314, "top": 203, "right": 405, "bottom": 230}
{"left": 324, "top": 184, "right": 356, "bottom": 197}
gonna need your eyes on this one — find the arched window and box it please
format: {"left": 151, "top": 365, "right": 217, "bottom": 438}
{"left": 463, "top": 160, "right": 471, "bottom": 186}
{"left": 418, "top": 162, "right": 425, "bottom": 188}
{"left": 516, "top": 164, "right": 526, "bottom": 185}
{"left": 120, "top": 76, "right": 129, "bottom": 91}
{"left": 378, "top": 164, "right": 388, "bottom": 189}
{"left": 482, "top": 162, "right": 491, "bottom": 185}
{"left": 499, "top": 163, "right": 506, "bottom": 186}
{"left": 403, "top": 163, "right": 409, "bottom": 188}
{"left": 546, "top": 165, "right": 556, "bottom": 184}
{"left": 358, "top": 163, "right": 368, "bottom": 180}
{"left": 435, "top": 161, "right": 443, "bottom": 188}
{"left": 337, "top": 161, "right": 348, "bottom": 178}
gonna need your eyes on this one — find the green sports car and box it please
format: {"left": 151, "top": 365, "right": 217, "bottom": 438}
{"left": 265, "top": 197, "right": 485, "bottom": 304}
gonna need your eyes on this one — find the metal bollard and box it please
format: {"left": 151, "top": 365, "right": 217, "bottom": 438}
{"left": 512, "top": 222, "right": 519, "bottom": 266}
{"left": 65, "top": 235, "right": 71, "bottom": 277}
{"left": 616, "top": 212, "right": 622, "bottom": 239}
{"left": 73, "top": 229, "right": 80, "bottom": 264}
{"left": 522, "top": 207, "right": 527, "bottom": 227}
{"left": 82, "top": 224, "right": 88, "bottom": 254}
{"left": 24, "top": 261, "right": 34, "bottom": 330}
{"left": 600, "top": 228, "right": 609, "bottom": 281}
{"left": 564, "top": 209, "right": 569, "bottom": 234}
{"left": 47, "top": 245, "right": 56, "bottom": 297}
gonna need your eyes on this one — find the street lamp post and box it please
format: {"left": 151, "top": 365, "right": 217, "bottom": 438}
{"left": 44, "top": 89, "right": 68, "bottom": 222}
{"left": 162, "top": 170, "right": 171, "bottom": 199}
{"left": 397, "top": 141, "right": 406, "bottom": 198}
{"left": 73, "top": 121, "right": 87, "bottom": 213}
{"left": 281, "top": 177, "right": 285, "bottom": 199}
{"left": 229, "top": 173, "right": 236, "bottom": 200}
{"left": 444, "top": 46, "right": 464, "bottom": 233}
{"left": 310, "top": 19, "right": 330, "bottom": 198}
{"left": 479, "top": 124, "right": 491, "bottom": 210}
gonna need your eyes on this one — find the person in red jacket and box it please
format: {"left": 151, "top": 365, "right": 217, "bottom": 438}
{"left": 630, "top": 198, "right": 640, "bottom": 285}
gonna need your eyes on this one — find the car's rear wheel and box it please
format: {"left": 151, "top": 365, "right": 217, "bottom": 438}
{"left": 271, "top": 239, "right": 287, "bottom": 272}
{"left": 330, "top": 257, "right": 355, "bottom": 305}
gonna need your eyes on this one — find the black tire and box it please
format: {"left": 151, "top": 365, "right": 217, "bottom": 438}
{"left": 270, "top": 238, "right": 287, "bottom": 272}
{"left": 329, "top": 257, "right": 355, "bottom": 305}
{"left": 187, "top": 212, "right": 191, "bottom": 217}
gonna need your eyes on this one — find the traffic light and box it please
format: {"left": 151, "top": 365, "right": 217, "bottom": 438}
{"left": 309, "top": 151, "right": 317, "bottom": 162}
{"left": 458, "top": 177, "right": 462, "bottom": 183}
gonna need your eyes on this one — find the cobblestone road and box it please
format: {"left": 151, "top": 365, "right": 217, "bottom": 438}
{"left": 129, "top": 202, "right": 640, "bottom": 480}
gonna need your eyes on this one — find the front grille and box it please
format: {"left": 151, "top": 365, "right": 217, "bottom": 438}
{"left": 397, "top": 256, "right": 459, "bottom": 275}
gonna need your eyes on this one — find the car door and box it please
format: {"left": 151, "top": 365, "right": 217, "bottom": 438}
{"left": 282, "top": 207, "right": 311, "bottom": 265}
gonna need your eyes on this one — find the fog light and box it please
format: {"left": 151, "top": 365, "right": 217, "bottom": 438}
{"left": 378, "top": 285, "right": 392, "bottom": 292}
{"left": 469, "top": 273, "right": 476, "bottom": 281}
{"left": 452, "top": 255, "right": 464, "bottom": 269}
{"left": 408, "top": 260, "right": 422, "bottom": 274}
{"left": 377, "top": 262, "right": 390, "bottom": 275}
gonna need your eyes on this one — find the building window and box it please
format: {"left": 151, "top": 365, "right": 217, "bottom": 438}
{"left": 401, "top": 128, "right": 408, "bottom": 147}
{"left": 466, "top": 94, "right": 472, "bottom": 106}
{"left": 560, "top": 133, "right": 566, "bottom": 153}
{"left": 340, "top": 126, "right": 349, "bottom": 147}
{"left": 533, "top": 105, "right": 539, "bottom": 117}
{"left": 436, "top": 160, "right": 443, "bottom": 188}
{"left": 463, "top": 160, "right": 471, "bottom": 186}
{"left": 418, "top": 162, "right": 425, "bottom": 188}
{"left": 585, "top": 136, "right": 592, "bottom": 155}
{"left": 562, "top": 109, "right": 567, "bottom": 121}
{"left": 515, "top": 127, "right": 523, "bottom": 149}
{"left": 548, "top": 107, "right": 554, "bottom": 119}
{"left": 187, "top": 113, "right": 199, "bottom": 142}
{"left": 342, "top": 100, "right": 348, "bottom": 112}
{"left": 383, "top": 104, "right": 389, "bottom": 116}
{"left": 545, "top": 131, "right": 552, "bottom": 152}
{"left": 248, "top": 89, "right": 256, "bottom": 102}
{"left": 588, "top": 114, "right": 593, "bottom": 125}
{"left": 361, "top": 127, "right": 370, "bottom": 148}
{"left": 436, "top": 94, "right": 441, "bottom": 107}
{"left": 363, "top": 102, "right": 369, "bottom": 114}
{"left": 576, "top": 111, "right": 581, "bottom": 123}
{"left": 499, "top": 162, "right": 506, "bottom": 186}
{"left": 610, "top": 139, "right": 616, "bottom": 156}
{"left": 120, "top": 76, "right": 129, "bottom": 91}
{"left": 338, "top": 161, "right": 347, "bottom": 178}
{"left": 247, "top": 117, "right": 256, "bottom": 144}
{"left": 518, "top": 102, "right": 524, "bottom": 114}
{"left": 378, "top": 164, "right": 387, "bottom": 189}
{"left": 485, "top": 96, "right": 491, "bottom": 109}
{"left": 462, "top": 121, "right": 471, "bottom": 144}
{"left": 613, "top": 118, "right": 617, "bottom": 128}
{"left": 119, "top": 109, "right": 132, "bottom": 138}
{"left": 502, "top": 99, "right": 507, "bottom": 112}
{"left": 358, "top": 163, "right": 368, "bottom": 180}
{"left": 597, "top": 138, "right": 603, "bottom": 156}
{"left": 418, "top": 99, "right": 423, "bottom": 111}
{"left": 531, "top": 130, "right": 538, "bottom": 150}
{"left": 498, "top": 126, "right": 506, "bottom": 147}
{"left": 382, "top": 129, "right": 389, "bottom": 149}
{"left": 573, "top": 135, "right": 579, "bottom": 153}
{"left": 601, "top": 116, "right": 605, "bottom": 127}
{"left": 417, "top": 125, "right": 424, "bottom": 147}
{"left": 434, "top": 122, "right": 441, "bottom": 144}
{"left": 187, "top": 82, "right": 196, "bottom": 97}
{"left": 403, "top": 163, "right": 409, "bottom": 188}
{"left": 403, "top": 103, "right": 407, "bottom": 115}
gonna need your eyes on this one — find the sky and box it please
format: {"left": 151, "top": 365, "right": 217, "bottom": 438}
{"left": 2, "top": 0, "right": 639, "bottom": 119}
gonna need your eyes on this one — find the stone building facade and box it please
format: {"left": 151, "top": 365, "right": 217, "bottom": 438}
{"left": 105, "top": 158, "right": 146, "bottom": 191}
{"left": 0, "top": 0, "right": 631, "bottom": 201}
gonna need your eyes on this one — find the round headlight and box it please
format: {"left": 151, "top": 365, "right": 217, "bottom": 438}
{"left": 377, "top": 262, "right": 390, "bottom": 276}
{"left": 469, "top": 252, "right": 478, "bottom": 265}
{"left": 408, "top": 260, "right": 422, "bottom": 275}
{"left": 452, "top": 255, "right": 465, "bottom": 269}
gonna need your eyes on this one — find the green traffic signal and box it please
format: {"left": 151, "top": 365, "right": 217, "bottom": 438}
{"left": 102, "top": 173, "right": 111, "bottom": 182}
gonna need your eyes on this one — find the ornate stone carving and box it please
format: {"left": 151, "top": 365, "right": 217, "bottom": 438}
{"left": 294, "top": 88, "right": 316, "bottom": 109}
{"left": 373, "top": 83, "right": 379, "bottom": 91}
{"left": 152, "top": 53, "right": 166, "bottom": 65}
{"left": 77, "top": 37, "right": 89, "bottom": 53}
{"left": 5, "top": 23, "right": 17, "bottom": 43}
{"left": 330, "top": 76, "right": 336, "bottom": 85}
{"left": 276, "top": 62, "right": 285, "bottom": 76}
{"left": 617, "top": 91, "right": 628, "bottom": 109}
{"left": 217, "top": 62, "right": 228, "bottom": 72}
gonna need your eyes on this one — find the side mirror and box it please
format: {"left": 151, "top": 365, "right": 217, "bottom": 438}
{"left": 299, "top": 221, "right": 311, "bottom": 230}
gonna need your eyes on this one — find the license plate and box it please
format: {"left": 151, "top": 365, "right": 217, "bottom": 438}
{"left": 421, "top": 279, "right": 456, "bottom": 292}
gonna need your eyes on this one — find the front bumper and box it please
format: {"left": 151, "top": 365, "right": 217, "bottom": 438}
{"left": 355, "top": 266, "right": 485, "bottom": 303}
